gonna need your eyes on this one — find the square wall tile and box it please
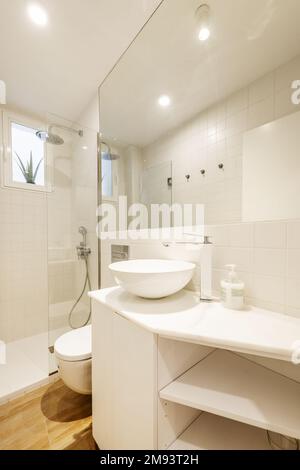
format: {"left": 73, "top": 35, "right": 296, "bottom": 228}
{"left": 254, "top": 221, "right": 286, "bottom": 248}
{"left": 275, "top": 87, "right": 299, "bottom": 119}
{"left": 249, "top": 73, "right": 274, "bottom": 105}
{"left": 228, "top": 223, "right": 253, "bottom": 248}
{"left": 252, "top": 275, "right": 285, "bottom": 305}
{"left": 287, "top": 221, "right": 300, "bottom": 249}
{"left": 226, "top": 89, "right": 249, "bottom": 117}
{"left": 207, "top": 225, "right": 229, "bottom": 246}
{"left": 253, "top": 248, "right": 286, "bottom": 277}
{"left": 275, "top": 55, "right": 300, "bottom": 92}
{"left": 213, "top": 247, "right": 252, "bottom": 272}
{"left": 247, "top": 96, "right": 274, "bottom": 130}
{"left": 287, "top": 278, "right": 300, "bottom": 309}
{"left": 287, "top": 250, "right": 300, "bottom": 278}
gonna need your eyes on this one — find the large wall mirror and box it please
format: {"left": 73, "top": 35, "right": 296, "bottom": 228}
{"left": 99, "top": 0, "right": 300, "bottom": 226}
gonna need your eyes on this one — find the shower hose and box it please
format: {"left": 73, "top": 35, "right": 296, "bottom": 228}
{"left": 68, "top": 255, "right": 91, "bottom": 329}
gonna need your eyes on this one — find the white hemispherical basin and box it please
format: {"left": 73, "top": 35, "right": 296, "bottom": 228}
{"left": 109, "top": 259, "right": 196, "bottom": 299}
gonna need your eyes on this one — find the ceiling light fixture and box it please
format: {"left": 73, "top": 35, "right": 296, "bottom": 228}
{"left": 196, "top": 4, "right": 211, "bottom": 42}
{"left": 158, "top": 95, "right": 171, "bottom": 107}
{"left": 28, "top": 3, "right": 48, "bottom": 27}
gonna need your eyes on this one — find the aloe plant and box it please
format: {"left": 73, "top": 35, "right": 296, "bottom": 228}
{"left": 14, "top": 151, "right": 43, "bottom": 184}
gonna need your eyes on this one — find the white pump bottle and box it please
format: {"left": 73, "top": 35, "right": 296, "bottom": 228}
{"left": 221, "top": 264, "right": 244, "bottom": 310}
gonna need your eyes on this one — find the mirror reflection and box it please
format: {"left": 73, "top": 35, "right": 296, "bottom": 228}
{"left": 99, "top": 0, "right": 300, "bottom": 224}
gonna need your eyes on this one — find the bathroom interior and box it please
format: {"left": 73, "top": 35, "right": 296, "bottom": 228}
{"left": 1, "top": 0, "right": 300, "bottom": 452}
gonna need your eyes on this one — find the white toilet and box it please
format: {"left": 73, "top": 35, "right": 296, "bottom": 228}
{"left": 54, "top": 325, "right": 92, "bottom": 395}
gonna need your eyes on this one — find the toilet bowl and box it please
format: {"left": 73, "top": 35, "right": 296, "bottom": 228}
{"left": 54, "top": 325, "right": 92, "bottom": 395}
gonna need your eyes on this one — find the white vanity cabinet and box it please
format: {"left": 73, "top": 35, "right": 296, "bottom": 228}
{"left": 92, "top": 300, "right": 212, "bottom": 450}
{"left": 92, "top": 302, "right": 157, "bottom": 449}
{"left": 91, "top": 288, "right": 300, "bottom": 450}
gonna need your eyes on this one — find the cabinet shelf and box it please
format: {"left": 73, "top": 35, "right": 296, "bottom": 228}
{"left": 169, "top": 413, "right": 270, "bottom": 450}
{"left": 160, "top": 350, "right": 300, "bottom": 439}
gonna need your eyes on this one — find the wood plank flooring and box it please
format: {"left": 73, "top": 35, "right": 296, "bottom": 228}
{"left": 0, "top": 379, "right": 96, "bottom": 450}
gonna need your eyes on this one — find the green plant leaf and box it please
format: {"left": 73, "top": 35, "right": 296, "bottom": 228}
{"left": 28, "top": 151, "right": 34, "bottom": 182}
{"left": 33, "top": 158, "right": 43, "bottom": 181}
{"left": 14, "top": 152, "right": 27, "bottom": 174}
{"left": 14, "top": 150, "right": 43, "bottom": 184}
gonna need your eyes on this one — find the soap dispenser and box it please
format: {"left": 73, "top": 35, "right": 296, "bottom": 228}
{"left": 221, "top": 264, "right": 244, "bottom": 310}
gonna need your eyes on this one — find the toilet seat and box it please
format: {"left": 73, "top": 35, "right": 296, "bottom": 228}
{"left": 54, "top": 325, "right": 91, "bottom": 362}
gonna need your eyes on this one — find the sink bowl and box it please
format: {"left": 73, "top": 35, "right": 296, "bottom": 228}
{"left": 109, "top": 259, "right": 196, "bottom": 299}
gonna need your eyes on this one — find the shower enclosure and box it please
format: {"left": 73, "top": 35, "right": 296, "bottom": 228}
{"left": 46, "top": 113, "right": 98, "bottom": 374}
{"left": 0, "top": 107, "right": 99, "bottom": 401}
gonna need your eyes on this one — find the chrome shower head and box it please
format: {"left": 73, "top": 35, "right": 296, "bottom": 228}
{"left": 101, "top": 141, "right": 120, "bottom": 161}
{"left": 36, "top": 130, "right": 64, "bottom": 145}
{"left": 102, "top": 151, "right": 120, "bottom": 161}
{"left": 36, "top": 124, "right": 83, "bottom": 146}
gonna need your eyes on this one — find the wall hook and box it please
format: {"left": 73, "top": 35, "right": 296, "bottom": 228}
{"left": 200, "top": 169, "right": 206, "bottom": 176}
{"left": 218, "top": 163, "right": 224, "bottom": 170}
{"left": 185, "top": 174, "right": 191, "bottom": 182}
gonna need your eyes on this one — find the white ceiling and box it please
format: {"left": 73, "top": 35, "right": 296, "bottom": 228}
{"left": 100, "top": 0, "right": 300, "bottom": 147}
{"left": 0, "top": 0, "right": 161, "bottom": 121}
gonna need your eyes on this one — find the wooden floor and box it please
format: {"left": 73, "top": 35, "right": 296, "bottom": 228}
{"left": 0, "top": 379, "right": 97, "bottom": 450}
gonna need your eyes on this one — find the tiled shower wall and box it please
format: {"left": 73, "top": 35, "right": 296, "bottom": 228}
{"left": 0, "top": 104, "right": 99, "bottom": 344}
{"left": 0, "top": 188, "right": 48, "bottom": 343}
{"left": 71, "top": 98, "right": 99, "bottom": 299}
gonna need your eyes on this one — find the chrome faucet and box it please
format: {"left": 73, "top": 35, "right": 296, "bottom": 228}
{"left": 162, "top": 233, "right": 214, "bottom": 302}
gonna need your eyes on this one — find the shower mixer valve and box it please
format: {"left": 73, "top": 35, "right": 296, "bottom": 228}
{"left": 76, "top": 244, "right": 91, "bottom": 260}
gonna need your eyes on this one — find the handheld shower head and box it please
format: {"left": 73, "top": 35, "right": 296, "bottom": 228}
{"left": 79, "top": 226, "right": 87, "bottom": 246}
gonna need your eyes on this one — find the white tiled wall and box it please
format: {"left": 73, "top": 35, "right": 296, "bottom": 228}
{"left": 209, "top": 220, "right": 300, "bottom": 318}
{"left": 140, "top": 54, "right": 300, "bottom": 318}
{"left": 142, "top": 54, "right": 300, "bottom": 224}
{"left": 102, "top": 222, "right": 300, "bottom": 319}
{"left": 0, "top": 188, "right": 48, "bottom": 342}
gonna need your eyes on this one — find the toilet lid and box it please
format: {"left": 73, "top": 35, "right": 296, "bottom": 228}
{"left": 54, "top": 325, "right": 92, "bottom": 362}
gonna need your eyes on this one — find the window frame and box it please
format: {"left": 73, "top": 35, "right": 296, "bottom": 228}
{"left": 1, "top": 109, "right": 53, "bottom": 192}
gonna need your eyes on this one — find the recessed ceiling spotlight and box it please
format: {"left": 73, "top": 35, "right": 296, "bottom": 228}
{"left": 198, "top": 27, "right": 210, "bottom": 41}
{"left": 28, "top": 3, "right": 48, "bottom": 27}
{"left": 196, "top": 4, "right": 211, "bottom": 42}
{"left": 82, "top": 146, "right": 88, "bottom": 150}
{"left": 158, "top": 95, "right": 171, "bottom": 107}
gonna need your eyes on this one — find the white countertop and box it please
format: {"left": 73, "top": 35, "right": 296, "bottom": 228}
{"left": 89, "top": 287, "right": 300, "bottom": 363}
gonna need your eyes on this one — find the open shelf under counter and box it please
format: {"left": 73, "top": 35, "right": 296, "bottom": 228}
{"left": 160, "top": 350, "right": 300, "bottom": 440}
{"left": 169, "top": 413, "right": 271, "bottom": 450}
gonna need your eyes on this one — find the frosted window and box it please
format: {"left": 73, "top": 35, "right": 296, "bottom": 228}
{"left": 11, "top": 122, "right": 45, "bottom": 186}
